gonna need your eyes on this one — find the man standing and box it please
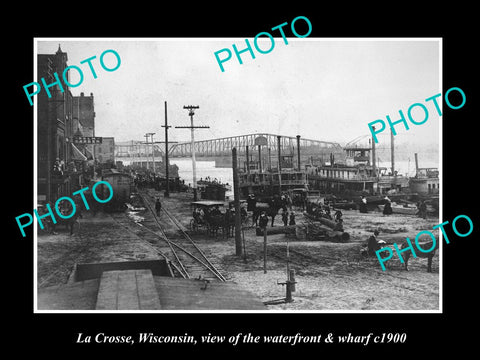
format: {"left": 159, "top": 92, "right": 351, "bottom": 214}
{"left": 259, "top": 211, "right": 269, "bottom": 229}
{"left": 359, "top": 196, "right": 368, "bottom": 213}
{"left": 282, "top": 210, "right": 289, "bottom": 226}
{"left": 155, "top": 198, "right": 162, "bottom": 216}
{"left": 418, "top": 200, "right": 427, "bottom": 219}
{"left": 289, "top": 211, "right": 296, "bottom": 226}
{"left": 383, "top": 196, "right": 393, "bottom": 215}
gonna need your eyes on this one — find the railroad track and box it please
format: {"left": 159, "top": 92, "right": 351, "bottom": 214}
{"left": 136, "top": 190, "right": 227, "bottom": 282}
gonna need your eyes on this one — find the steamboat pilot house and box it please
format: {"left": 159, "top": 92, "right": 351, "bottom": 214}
{"left": 306, "top": 146, "right": 378, "bottom": 194}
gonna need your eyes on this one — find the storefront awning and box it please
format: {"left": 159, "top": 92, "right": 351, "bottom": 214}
{"left": 71, "top": 143, "right": 88, "bottom": 161}
{"left": 84, "top": 145, "right": 94, "bottom": 160}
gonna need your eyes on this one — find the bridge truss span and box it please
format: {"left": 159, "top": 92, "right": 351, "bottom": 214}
{"left": 168, "top": 133, "right": 343, "bottom": 158}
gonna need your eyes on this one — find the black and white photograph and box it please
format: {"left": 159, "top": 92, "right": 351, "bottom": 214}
{"left": 32, "top": 38, "right": 442, "bottom": 313}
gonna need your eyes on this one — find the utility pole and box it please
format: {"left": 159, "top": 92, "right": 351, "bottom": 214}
{"left": 162, "top": 101, "right": 171, "bottom": 197}
{"left": 150, "top": 133, "right": 156, "bottom": 173}
{"left": 144, "top": 132, "right": 155, "bottom": 172}
{"left": 232, "top": 147, "right": 243, "bottom": 257}
{"left": 144, "top": 133, "right": 150, "bottom": 170}
{"left": 176, "top": 105, "right": 209, "bottom": 201}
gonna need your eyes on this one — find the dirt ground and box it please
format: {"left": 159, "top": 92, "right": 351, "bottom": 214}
{"left": 37, "top": 190, "right": 440, "bottom": 311}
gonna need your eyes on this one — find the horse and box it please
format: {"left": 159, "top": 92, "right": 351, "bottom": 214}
{"left": 252, "top": 195, "right": 285, "bottom": 227}
{"left": 401, "top": 240, "right": 437, "bottom": 272}
{"left": 204, "top": 213, "right": 225, "bottom": 238}
{"left": 223, "top": 209, "right": 235, "bottom": 238}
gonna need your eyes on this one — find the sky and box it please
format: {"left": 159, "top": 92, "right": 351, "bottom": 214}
{"left": 36, "top": 38, "right": 441, "bottom": 149}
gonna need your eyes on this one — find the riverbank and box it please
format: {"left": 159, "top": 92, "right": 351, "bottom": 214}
{"left": 37, "top": 190, "right": 440, "bottom": 311}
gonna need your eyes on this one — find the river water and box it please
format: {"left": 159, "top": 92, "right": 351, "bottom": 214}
{"left": 120, "top": 157, "right": 438, "bottom": 200}
{"left": 170, "top": 158, "right": 439, "bottom": 185}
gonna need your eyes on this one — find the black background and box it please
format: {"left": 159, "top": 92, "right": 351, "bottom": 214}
{"left": 6, "top": 4, "right": 478, "bottom": 356}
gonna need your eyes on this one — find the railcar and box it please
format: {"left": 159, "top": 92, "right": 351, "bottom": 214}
{"left": 97, "top": 169, "right": 133, "bottom": 211}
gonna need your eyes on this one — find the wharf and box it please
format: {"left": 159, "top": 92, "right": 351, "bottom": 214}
{"left": 38, "top": 268, "right": 266, "bottom": 311}
{"left": 37, "top": 204, "right": 266, "bottom": 311}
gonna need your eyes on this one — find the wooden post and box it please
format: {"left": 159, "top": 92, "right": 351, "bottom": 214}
{"left": 286, "top": 238, "right": 290, "bottom": 284}
{"left": 176, "top": 106, "right": 209, "bottom": 202}
{"left": 164, "top": 101, "right": 170, "bottom": 197}
{"left": 289, "top": 269, "right": 296, "bottom": 292}
{"left": 263, "top": 228, "right": 267, "bottom": 274}
{"left": 232, "top": 148, "right": 243, "bottom": 256}
{"left": 242, "top": 227, "right": 247, "bottom": 262}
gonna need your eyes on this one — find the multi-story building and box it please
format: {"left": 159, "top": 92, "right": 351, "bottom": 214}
{"left": 37, "top": 45, "right": 94, "bottom": 204}
{"left": 96, "top": 137, "right": 115, "bottom": 165}
{"left": 72, "top": 92, "right": 96, "bottom": 160}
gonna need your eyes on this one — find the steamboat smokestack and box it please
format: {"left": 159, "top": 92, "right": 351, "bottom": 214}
{"left": 246, "top": 145, "right": 250, "bottom": 174}
{"left": 296, "top": 135, "right": 301, "bottom": 171}
{"left": 371, "top": 127, "right": 376, "bottom": 177}
{"left": 414, "top": 153, "right": 419, "bottom": 176}
{"left": 258, "top": 145, "right": 262, "bottom": 172}
{"left": 391, "top": 129, "right": 395, "bottom": 175}
{"left": 277, "top": 135, "right": 282, "bottom": 194}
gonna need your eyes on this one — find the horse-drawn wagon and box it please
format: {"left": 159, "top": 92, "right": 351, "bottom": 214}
{"left": 190, "top": 201, "right": 226, "bottom": 235}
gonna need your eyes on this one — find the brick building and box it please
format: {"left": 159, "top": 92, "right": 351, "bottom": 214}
{"left": 72, "top": 92, "right": 96, "bottom": 160}
{"left": 37, "top": 45, "right": 92, "bottom": 204}
{"left": 73, "top": 92, "right": 95, "bottom": 136}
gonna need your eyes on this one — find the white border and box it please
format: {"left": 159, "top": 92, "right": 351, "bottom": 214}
{"left": 33, "top": 37, "right": 443, "bottom": 314}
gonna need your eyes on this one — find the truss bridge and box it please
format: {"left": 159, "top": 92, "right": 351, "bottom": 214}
{"left": 115, "top": 133, "right": 344, "bottom": 168}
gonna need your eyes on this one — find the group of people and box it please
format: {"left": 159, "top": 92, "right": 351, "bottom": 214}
{"left": 258, "top": 210, "right": 293, "bottom": 228}
{"left": 198, "top": 176, "right": 229, "bottom": 187}
{"left": 305, "top": 198, "right": 340, "bottom": 221}
{"left": 281, "top": 210, "right": 296, "bottom": 226}
{"left": 52, "top": 158, "right": 65, "bottom": 177}
{"left": 360, "top": 195, "right": 429, "bottom": 218}
{"left": 192, "top": 205, "right": 247, "bottom": 224}
{"left": 134, "top": 173, "right": 158, "bottom": 189}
